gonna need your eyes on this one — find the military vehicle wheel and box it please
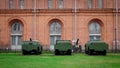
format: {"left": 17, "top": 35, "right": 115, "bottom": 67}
{"left": 88, "top": 50, "right": 92, "bottom": 55}
{"left": 85, "top": 50, "right": 88, "bottom": 54}
{"left": 88, "top": 48, "right": 92, "bottom": 55}
{"left": 102, "top": 50, "right": 106, "bottom": 56}
{"left": 67, "top": 49, "right": 71, "bottom": 55}
{"left": 39, "top": 50, "right": 42, "bottom": 54}
{"left": 22, "top": 52, "right": 26, "bottom": 55}
{"left": 37, "top": 47, "right": 41, "bottom": 55}
{"left": 35, "top": 49, "right": 39, "bottom": 55}
{"left": 55, "top": 49, "right": 59, "bottom": 55}
{"left": 39, "top": 49, "right": 42, "bottom": 54}
{"left": 39, "top": 51, "right": 42, "bottom": 54}
{"left": 22, "top": 50, "right": 28, "bottom": 55}
{"left": 39, "top": 47, "right": 42, "bottom": 54}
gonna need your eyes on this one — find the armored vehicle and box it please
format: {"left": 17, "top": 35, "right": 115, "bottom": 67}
{"left": 22, "top": 39, "right": 43, "bottom": 55}
{"left": 54, "top": 40, "right": 73, "bottom": 55}
{"left": 85, "top": 40, "right": 108, "bottom": 55}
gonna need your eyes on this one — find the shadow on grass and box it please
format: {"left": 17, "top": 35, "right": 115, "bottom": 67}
{"left": 1, "top": 51, "right": 120, "bottom": 57}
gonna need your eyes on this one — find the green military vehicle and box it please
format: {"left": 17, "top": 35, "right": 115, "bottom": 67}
{"left": 22, "top": 39, "right": 43, "bottom": 55}
{"left": 85, "top": 40, "right": 108, "bottom": 55}
{"left": 54, "top": 40, "right": 73, "bottom": 55}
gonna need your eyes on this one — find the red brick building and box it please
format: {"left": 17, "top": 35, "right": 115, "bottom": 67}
{"left": 0, "top": 0, "right": 120, "bottom": 51}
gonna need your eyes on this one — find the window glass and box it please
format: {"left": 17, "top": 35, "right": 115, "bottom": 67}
{"left": 48, "top": 0, "right": 52, "bottom": 9}
{"left": 11, "top": 22, "right": 22, "bottom": 34}
{"left": 50, "top": 36, "right": 55, "bottom": 45}
{"left": 18, "top": 36, "right": 22, "bottom": 45}
{"left": 11, "top": 36, "right": 16, "bottom": 45}
{"left": 88, "top": 0, "right": 92, "bottom": 9}
{"left": 56, "top": 36, "right": 61, "bottom": 40}
{"left": 98, "top": 0, "right": 103, "bottom": 9}
{"left": 58, "top": 0, "right": 63, "bottom": 9}
{"left": 89, "top": 22, "right": 101, "bottom": 34}
{"left": 9, "top": 0, "right": 14, "bottom": 9}
{"left": 50, "top": 22, "right": 61, "bottom": 34}
{"left": 20, "top": 0, "right": 24, "bottom": 9}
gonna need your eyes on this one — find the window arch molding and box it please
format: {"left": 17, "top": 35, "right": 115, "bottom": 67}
{"left": 88, "top": 19, "right": 103, "bottom": 27}
{"left": 9, "top": 19, "right": 24, "bottom": 35}
{"left": 9, "top": 19, "right": 24, "bottom": 28}
{"left": 48, "top": 19, "right": 64, "bottom": 28}
{"left": 48, "top": 19, "right": 64, "bottom": 35}
{"left": 7, "top": 17, "right": 26, "bottom": 40}
{"left": 7, "top": 17, "right": 26, "bottom": 28}
{"left": 11, "top": 21, "right": 23, "bottom": 34}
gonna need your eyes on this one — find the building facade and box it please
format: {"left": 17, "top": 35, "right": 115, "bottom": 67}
{"left": 0, "top": 0, "right": 120, "bottom": 51}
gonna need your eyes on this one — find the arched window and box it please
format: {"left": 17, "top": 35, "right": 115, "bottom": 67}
{"left": 11, "top": 21, "right": 22, "bottom": 47}
{"left": 89, "top": 21, "right": 101, "bottom": 41}
{"left": 50, "top": 21, "right": 61, "bottom": 45}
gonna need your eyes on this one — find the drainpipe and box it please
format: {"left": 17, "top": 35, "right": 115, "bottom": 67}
{"left": 34, "top": 0, "right": 36, "bottom": 40}
{"left": 115, "top": 0, "right": 118, "bottom": 52}
{"left": 0, "top": 29, "right": 1, "bottom": 42}
{"left": 74, "top": 0, "right": 77, "bottom": 42}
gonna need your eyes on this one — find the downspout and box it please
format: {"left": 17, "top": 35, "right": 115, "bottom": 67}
{"left": 74, "top": 0, "right": 77, "bottom": 41}
{"left": 115, "top": 0, "right": 118, "bottom": 52}
{"left": 34, "top": 0, "right": 36, "bottom": 40}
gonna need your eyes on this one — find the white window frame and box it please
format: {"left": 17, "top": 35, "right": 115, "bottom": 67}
{"left": 50, "top": 21, "right": 62, "bottom": 46}
{"left": 50, "top": 35, "right": 61, "bottom": 45}
{"left": 89, "top": 34, "right": 101, "bottom": 41}
{"left": 89, "top": 22, "right": 101, "bottom": 41}
{"left": 11, "top": 22, "right": 23, "bottom": 50}
{"left": 11, "top": 35, "right": 22, "bottom": 46}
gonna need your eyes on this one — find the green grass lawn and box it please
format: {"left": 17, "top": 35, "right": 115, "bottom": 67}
{"left": 0, "top": 52, "right": 120, "bottom": 68}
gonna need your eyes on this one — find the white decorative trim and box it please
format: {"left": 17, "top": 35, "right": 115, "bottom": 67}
{"left": 11, "top": 45, "right": 21, "bottom": 50}
{"left": 50, "top": 34, "right": 61, "bottom": 36}
{"left": 89, "top": 34, "right": 101, "bottom": 36}
{"left": 49, "top": 45, "right": 54, "bottom": 51}
{"left": 11, "top": 34, "right": 22, "bottom": 35}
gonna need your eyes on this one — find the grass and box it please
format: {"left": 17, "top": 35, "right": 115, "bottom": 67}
{"left": 0, "top": 52, "right": 120, "bottom": 68}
